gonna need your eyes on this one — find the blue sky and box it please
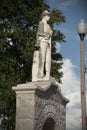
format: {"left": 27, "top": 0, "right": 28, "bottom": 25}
{"left": 45, "top": 0, "right": 87, "bottom": 76}
{"left": 45, "top": 0, "right": 87, "bottom": 130}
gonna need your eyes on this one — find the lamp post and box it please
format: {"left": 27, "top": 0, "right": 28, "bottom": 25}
{"left": 77, "top": 19, "right": 87, "bottom": 130}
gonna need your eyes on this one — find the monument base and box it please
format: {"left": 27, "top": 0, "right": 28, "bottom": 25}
{"left": 13, "top": 79, "right": 69, "bottom": 130}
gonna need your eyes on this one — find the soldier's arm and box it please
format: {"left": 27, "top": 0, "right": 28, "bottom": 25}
{"left": 37, "top": 22, "right": 48, "bottom": 37}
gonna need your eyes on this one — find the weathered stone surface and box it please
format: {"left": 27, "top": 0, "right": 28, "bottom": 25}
{"left": 13, "top": 80, "right": 69, "bottom": 130}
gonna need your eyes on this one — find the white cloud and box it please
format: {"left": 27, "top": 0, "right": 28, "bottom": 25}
{"left": 59, "top": 59, "right": 82, "bottom": 130}
{"left": 60, "top": 59, "right": 80, "bottom": 95}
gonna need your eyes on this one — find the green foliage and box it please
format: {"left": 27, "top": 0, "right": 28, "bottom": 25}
{"left": 0, "top": 0, "right": 66, "bottom": 129}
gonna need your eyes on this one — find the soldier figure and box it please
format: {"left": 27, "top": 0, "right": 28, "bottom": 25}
{"left": 32, "top": 10, "right": 52, "bottom": 81}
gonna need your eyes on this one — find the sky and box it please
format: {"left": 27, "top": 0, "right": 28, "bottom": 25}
{"left": 45, "top": 0, "right": 87, "bottom": 130}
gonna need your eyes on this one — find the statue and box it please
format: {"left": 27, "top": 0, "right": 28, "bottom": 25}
{"left": 32, "top": 10, "right": 52, "bottom": 81}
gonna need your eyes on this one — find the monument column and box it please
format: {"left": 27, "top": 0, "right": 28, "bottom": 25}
{"left": 13, "top": 80, "right": 69, "bottom": 130}
{"left": 13, "top": 83, "right": 36, "bottom": 130}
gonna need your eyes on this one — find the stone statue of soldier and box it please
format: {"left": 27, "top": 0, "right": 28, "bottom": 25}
{"left": 32, "top": 10, "right": 52, "bottom": 81}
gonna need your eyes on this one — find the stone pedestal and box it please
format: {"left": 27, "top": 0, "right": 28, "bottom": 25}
{"left": 13, "top": 79, "right": 69, "bottom": 130}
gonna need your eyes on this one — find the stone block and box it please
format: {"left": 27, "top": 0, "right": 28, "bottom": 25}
{"left": 12, "top": 80, "right": 69, "bottom": 130}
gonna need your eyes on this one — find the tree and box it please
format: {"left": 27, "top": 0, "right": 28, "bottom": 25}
{"left": 0, "top": 0, "right": 65, "bottom": 129}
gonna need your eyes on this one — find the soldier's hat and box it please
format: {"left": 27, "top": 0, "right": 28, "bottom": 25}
{"left": 41, "top": 10, "right": 51, "bottom": 17}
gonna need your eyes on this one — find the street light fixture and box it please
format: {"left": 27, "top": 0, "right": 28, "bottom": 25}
{"left": 77, "top": 19, "right": 87, "bottom": 130}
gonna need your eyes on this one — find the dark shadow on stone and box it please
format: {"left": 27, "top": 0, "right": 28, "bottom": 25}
{"left": 42, "top": 118, "right": 55, "bottom": 130}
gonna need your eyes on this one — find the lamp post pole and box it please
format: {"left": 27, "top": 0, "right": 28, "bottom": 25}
{"left": 77, "top": 19, "right": 87, "bottom": 130}
{"left": 80, "top": 37, "right": 86, "bottom": 130}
